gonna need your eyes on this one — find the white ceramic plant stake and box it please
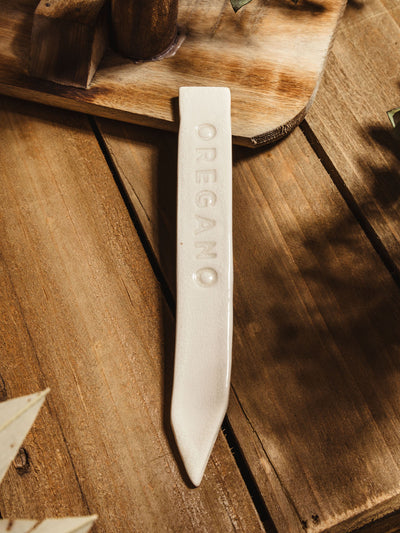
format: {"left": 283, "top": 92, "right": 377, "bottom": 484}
{"left": 171, "top": 87, "right": 233, "bottom": 486}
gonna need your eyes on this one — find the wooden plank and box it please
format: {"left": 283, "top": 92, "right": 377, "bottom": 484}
{"left": 0, "top": 96, "right": 263, "bottom": 532}
{"left": 29, "top": 0, "right": 108, "bottom": 88}
{"left": 0, "top": 0, "right": 346, "bottom": 146}
{"left": 0, "top": 285, "right": 90, "bottom": 518}
{"left": 96, "top": 115, "right": 400, "bottom": 532}
{"left": 306, "top": 0, "right": 400, "bottom": 267}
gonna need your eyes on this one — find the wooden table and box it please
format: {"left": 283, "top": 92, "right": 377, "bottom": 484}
{"left": 0, "top": 0, "right": 399, "bottom": 531}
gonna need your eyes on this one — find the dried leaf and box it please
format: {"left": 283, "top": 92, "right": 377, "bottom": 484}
{"left": 230, "top": 0, "right": 253, "bottom": 12}
{"left": 230, "top": 0, "right": 298, "bottom": 11}
{"left": 0, "top": 516, "right": 97, "bottom": 533}
{"left": 387, "top": 107, "right": 400, "bottom": 128}
{"left": 0, "top": 392, "right": 97, "bottom": 532}
{"left": 0, "top": 390, "right": 49, "bottom": 484}
{"left": 387, "top": 107, "right": 400, "bottom": 140}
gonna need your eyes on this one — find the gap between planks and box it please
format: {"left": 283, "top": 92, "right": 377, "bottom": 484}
{"left": 92, "top": 100, "right": 400, "bottom": 304}
{"left": 300, "top": 120, "right": 400, "bottom": 289}
{"left": 88, "top": 116, "right": 176, "bottom": 315}
{"left": 222, "top": 415, "right": 278, "bottom": 533}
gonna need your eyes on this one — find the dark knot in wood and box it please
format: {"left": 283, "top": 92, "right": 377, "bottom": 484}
{"left": 13, "top": 447, "right": 31, "bottom": 476}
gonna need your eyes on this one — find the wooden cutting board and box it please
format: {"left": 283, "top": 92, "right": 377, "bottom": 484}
{"left": 0, "top": 0, "right": 346, "bottom": 147}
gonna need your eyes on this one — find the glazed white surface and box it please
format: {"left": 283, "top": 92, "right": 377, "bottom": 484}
{"left": 171, "top": 87, "right": 233, "bottom": 486}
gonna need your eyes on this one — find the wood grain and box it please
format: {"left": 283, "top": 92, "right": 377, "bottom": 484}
{"left": 95, "top": 111, "right": 400, "bottom": 532}
{"left": 30, "top": 0, "right": 108, "bottom": 88}
{"left": 0, "top": 272, "right": 90, "bottom": 519}
{"left": 306, "top": 0, "right": 400, "bottom": 267}
{"left": 0, "top": 96, "right": 263, "bottom": 532}
{"left": 0, "top": 0, "right": 345, "bottom": 145}
{"left": 110, "top": 0, "right": 178, "bottom": 59}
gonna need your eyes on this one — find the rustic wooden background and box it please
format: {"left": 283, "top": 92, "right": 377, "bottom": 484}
{"left": 0, "top": 0, "right": 346, "bottom": 145}
{"left": 0, "top": 0, "right": 400, "bottom": 531}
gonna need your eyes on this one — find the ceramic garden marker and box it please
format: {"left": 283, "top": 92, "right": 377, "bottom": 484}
{"left": 171, "top": 87, "right": 233, "bottom": 486}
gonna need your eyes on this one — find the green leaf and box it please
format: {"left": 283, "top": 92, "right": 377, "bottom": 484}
{"left": 230, "top": 0, "right": 254, "bottom": 12}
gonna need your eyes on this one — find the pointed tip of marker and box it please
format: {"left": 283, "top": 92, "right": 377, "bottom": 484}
{"left": 183, "top": 450, "right": 209, "bottom": 487}
{"left": 171, "top": 401, "right": 227, "bottom": 487}
{"left": 171, "top": 423, "right": 211, "bottom": 487}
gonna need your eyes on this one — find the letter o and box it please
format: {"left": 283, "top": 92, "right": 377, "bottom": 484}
{"left": 194, "top": 268, "right": 218, "bottom": 287}
{"left": 196, "top": 190, "right": 217, "bottom": 208}
{"left": 197, "top": 123, "right": 217, "bottom": 140}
